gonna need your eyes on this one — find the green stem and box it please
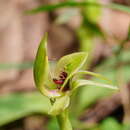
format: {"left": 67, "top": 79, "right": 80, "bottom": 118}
{"left": 56, "top": 109, "right": 72, "bottom": 130}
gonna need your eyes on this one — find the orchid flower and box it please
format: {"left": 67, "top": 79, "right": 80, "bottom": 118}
{"left": 33, "top": 34, "right": 118, "bottom": 130}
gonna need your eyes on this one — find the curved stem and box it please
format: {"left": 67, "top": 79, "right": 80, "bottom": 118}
{"left": 57, "top": 109, "right": 72, "bottom": 130}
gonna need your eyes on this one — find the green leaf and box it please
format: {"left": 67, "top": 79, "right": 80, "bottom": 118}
{"left": 26, "top": 2, "right": 101, "bottom": 14}
{"left": 101, "top": 118, "right": 122, "bottom": 130}
{"left": 0, "top": 92, "right": 51, "bottom": 126}
{"left": 107, "top": 3, "right": 130, "bottom": 13}
{"left": 26, "top": 1, "right": 130, "bottom": 14}
{"left": 72, "top": 79, "right": 118, "bottom": 91}
{"left": 55, "top": 52, "right": 88, "bottom": 91}
{"left": 49, "top": 95, "right": 70, "bottom": 116}
{"left": 33, "top": 34, "right": 61, "bottom": 98}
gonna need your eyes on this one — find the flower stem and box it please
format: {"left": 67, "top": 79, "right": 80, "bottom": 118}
{"left": 56, "top": 109, "right": 72, "bottom": 130}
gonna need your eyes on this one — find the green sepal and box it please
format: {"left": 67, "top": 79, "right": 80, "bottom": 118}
{"left": 33, "top": 34, "right": 48, "bottom": 88}
{"left": 71, "top": 79, "right": 118, "bottom": 91}
{"left": 33, "top": 34, "right": 61, "bottom": 98}
{"left": 55, "top": 52, "right": 88, "bottom": 91}
{"left": 72, "top": 70, "right": 112, "bottom": 83}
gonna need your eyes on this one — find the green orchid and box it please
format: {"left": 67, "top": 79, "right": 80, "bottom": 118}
{"left": 33, "top": 34, "right": 118, "bottom": 130}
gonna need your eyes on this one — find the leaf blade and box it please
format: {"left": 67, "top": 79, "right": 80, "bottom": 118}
{"left": 0, "top": 92, "right": 51, "bottom": 126}
{"left": 26, "top": 1, "right": 130, "bottom": 14}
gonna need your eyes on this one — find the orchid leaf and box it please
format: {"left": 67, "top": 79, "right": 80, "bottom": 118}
{"left": 49, "top": 95, "right": 70, "bottom": 116}
{"left": 72, "top": 79, "right": 118, "bottom": 91}
{"left": 26, "top": 2, "right": 101, "bottom": 14}
{"left": 33, "top": 34, "right": 61, "bottom": 98}
{"left": 26, "top": 1, "right": 130, "bottom": 14}
{"left": 0, "top": 92, "right": 51, "bottom": 126}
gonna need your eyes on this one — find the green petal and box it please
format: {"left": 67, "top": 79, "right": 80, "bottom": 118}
{"left": 73, "top": 70, "right": 112, "bottom": 83}
{"left": 49, "top": 95, "right": 70, "bottom": 116}
{"left": 71, "top": 79, "right": 118, "bottom": 91}
{"left": 33, "top": 34, "right": 61, "bottom": 98}
{"left": 55, "top": 52, "right": 88, "bottom": 91}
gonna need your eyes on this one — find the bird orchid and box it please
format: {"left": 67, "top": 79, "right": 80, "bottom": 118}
{"left": 33, "top": 34, "right": 118, "bottom": 130}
